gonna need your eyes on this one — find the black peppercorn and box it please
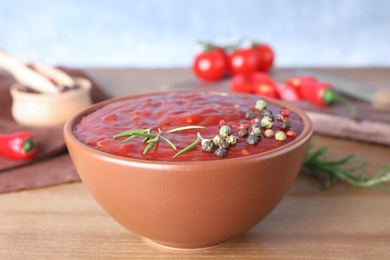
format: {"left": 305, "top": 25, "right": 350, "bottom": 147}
{"left": 215, "top": 147, "right": 228, "bottom": 157}
{"left": 238, "top": 128, "right": 248, "bottom": 138}
{"left": 262, "top": 109, "right": 273, "bottom": 117}
{"left": 246, "top": 135, "right": 259, "bottom": 145}
{"left": 201, "top": 139, "right": 214, "bottom": 152}
{"left": 280, "top": 121, "right": 291, "bottom": 130}
{"left": 251, "top": 121, "right": 261, "bottom": 129}
{"left": 276, "top": 114, "right": 283, "bottom": 121}
{"left": 245, "top": 110, "right": 256, "bottom": 120}
{"left": 220, "top": 141, "right": 230, "bottom": 150}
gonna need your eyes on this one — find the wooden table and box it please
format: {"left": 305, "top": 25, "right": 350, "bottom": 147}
{"left": 1, "top": 68, "right": 390, "bottom": 259}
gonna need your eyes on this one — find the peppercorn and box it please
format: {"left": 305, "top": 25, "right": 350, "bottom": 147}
{"left": 219, "top": 125, "right": 231, "bottom": 137}
{"left": 226, "top": 135, "right": 237, "bottom": 145}
{"left": 264, "top": 129, "right": 275, "bottom": 138}
{"left": 279, "top": 121, "right": 291, "bottom": 130}
{"left": 245, "top": 110, "right": 256, "bottom": 120}
{"left": 261, "top": 116, "right": 274, "bottom": 129}
{"left": 220, "top": 141, "right": 230, "bottom": 150}
{"left": 255, "top": 99, "right": 267, "bottom": 111}
{"left": 246, "top": 135, "right": 259, "bottom": 145}
{"left": 238, "top": 129, "right": 248, "bottom": 138}
{"left": 251, "top": 127, "right": 262, "bottom": 137}
{"left": 286, "top": 130, "right": 296, "bottom": 137}
{"left": 275, "top": 131, "right": 287, "bottom": 141}
{"left": 262, "top": 109, "right": 273, "bottom": 117}
{"left": 280, "top": 108, "right": 291, "bottom": 117}
{"left": 215, "top": 147, "right": 228, "bottom": 157}
{"left": 201, "top": 139, "right": 215, "bottom": 152}
{"left": 213, "top": 135, "right": 223, "bottom": 146}
{"left": 251, "top": 121, "right": 261, "bottom": 129}
{"left": 265, "top": 114, "right": 275, "bottom": 122}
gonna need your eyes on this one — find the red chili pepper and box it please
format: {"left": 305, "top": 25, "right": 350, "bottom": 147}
{"left": 301, "top": 81, "right": 359, "bottom": 120}
{"left": 0, "top": 132, "right": 38, "bottom": 160}
{"left": 274, "top": 83, "right": 301, "bottom": 101}
{"left": 285, "top": 76, "right": 316, "bottom": 100}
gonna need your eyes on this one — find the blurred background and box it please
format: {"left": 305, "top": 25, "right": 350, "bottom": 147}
{"left": 1, "top": 0, "right": 389, "bottom": 68}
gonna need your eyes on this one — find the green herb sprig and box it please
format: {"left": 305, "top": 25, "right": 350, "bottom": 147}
{"left": 303, "top": 141, "right": 390, "bottom": 191}
{"left": 114, "top": 126, "right": 205, "bottom": 156}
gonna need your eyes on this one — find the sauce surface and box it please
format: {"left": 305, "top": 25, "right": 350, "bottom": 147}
{"left": 74, "top": 92, "right": 304, "bottom": 161}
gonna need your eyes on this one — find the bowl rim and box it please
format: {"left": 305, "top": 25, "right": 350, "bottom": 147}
{"left": 64, "top": 91, "right": 313, "bottom": 166}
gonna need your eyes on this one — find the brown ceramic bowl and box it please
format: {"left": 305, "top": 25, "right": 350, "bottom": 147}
{"left": 64, "top": 91, "right": 313, "bottom": 250}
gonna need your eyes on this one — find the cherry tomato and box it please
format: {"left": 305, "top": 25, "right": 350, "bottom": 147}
{"left": 253, "top": 81, "right": 278, "bottom": 99}
{"left": 231, "top": 74, "right": 254, "bottom": 93}
{"left": 192, "top": 48, "right": 228, "bottom": 81}
{"left": 251, "top": 72, "right": 278, "bottom": 98}
{"left": 229, "top": 48, "right": 260, "bottom": 76}
{"left": 255, "top": 43, "right": 274, "bottom": 71}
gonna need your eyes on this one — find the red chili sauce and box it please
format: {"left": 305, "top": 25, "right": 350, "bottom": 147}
{"left": 74, "top": 92, "right": 304, "bottom": 161}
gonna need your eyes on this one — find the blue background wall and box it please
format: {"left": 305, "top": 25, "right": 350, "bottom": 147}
{"left": 1, "top": 0, "right": 389, "bottom": 68}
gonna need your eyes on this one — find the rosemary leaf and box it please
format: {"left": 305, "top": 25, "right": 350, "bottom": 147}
{"left": 173, "top": 133, "right": 201, "bottom": 158}
{"left": 130, "top": 132, "right": 156, "bottom": 138}
{"left": 143, "top": 136, "right": 159, "bottom": 154}
{"left": 167, "top": 126, "right": 205, "bottom": 133}
{"left": 122, "top": 135, "right": 138, "bottom": 143}
{"left": 114, "top": 129, "right": 148, "bottom": 138}
{"left": 160, "top": 136, "right": 177, "bottom": 151}
{"left": 303, "top": 142, "right": 390, "bottom": 191}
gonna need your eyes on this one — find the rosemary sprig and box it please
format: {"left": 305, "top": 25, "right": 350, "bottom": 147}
{"left": 173, "top": 133, "right": 202, "bottom": 158}
{"left": 114, "top": 126, "right": 205, "bottom": 156}
{"left": 303, "top": 141, "right": 390, "bottom": 191}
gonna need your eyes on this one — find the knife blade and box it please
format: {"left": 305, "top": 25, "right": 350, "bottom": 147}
{"left": 297, "top": 70, "right": 390, "bottom": 111}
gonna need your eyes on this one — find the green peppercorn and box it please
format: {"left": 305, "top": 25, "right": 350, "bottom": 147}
{"left": 280, "top": 121, "right": 291, "bottom": 130}
{"left": 213, "top": 135, "right": 223, "bottom": 146}
{"left": 215, "top": 147, "right": 228, "bottom": 157}
{"left": 226, "top": 135, "right": 237, "bottom": 145}
{"left": 251, "top": 127, "right": 262, "bottom": 137}
{"left": 219, "top": 125, "right": 231, "bottom": 137}
{"left": 201, "top": 139, "right": 214, "bottom": 152}
{"left": 245, "top": 110, "right": 256, "bottom": 120}
{"left": 238, "top": 129, "right": 248, "bottom": 138}
{"left": 261, "top": 116, "right": 274, "bottom": 129}
{"left": 255, "top": 99, "right": 267, "bottom": 111}
{"left": 246, "top": 135, "right": 259, "bottom": 145}
{"left": 275, "top": 131, "right": 287, "bottom": 141}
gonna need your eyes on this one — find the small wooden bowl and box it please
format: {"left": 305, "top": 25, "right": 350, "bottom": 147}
{"left": 10, "top": 77, "right": 92, "bottom": 127}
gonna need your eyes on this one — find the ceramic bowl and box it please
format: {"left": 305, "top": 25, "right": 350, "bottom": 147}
{"left": 64, "top": 92, "right": 313, "bottom": 250}
{"left": 10, "top": 77, "right": 92, "bottom": 127}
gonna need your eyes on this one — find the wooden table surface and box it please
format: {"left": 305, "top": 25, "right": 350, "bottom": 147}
{"left": 1, "top": 68, "right": 390, "bottom": 259}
